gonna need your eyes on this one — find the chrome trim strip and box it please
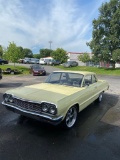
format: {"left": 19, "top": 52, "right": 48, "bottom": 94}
{"left": 2, "top": 101, "right": 63, "bottom": 121}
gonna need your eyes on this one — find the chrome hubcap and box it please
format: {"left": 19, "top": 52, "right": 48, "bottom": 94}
{"left": 66, "top": 107, "right": 77, "bottom": 128}
{"left": 99, "top": 94, "right": 102, "bottom": 102}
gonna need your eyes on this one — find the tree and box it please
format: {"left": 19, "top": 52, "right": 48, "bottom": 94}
{"left": 87, "top": 0, "right": 120, "bottom": 68}
{"left": 5, "top": 42, "right": 21, "bottom": 67}
{"left": 78, "top": 53, "right": 90, "bottom": 63}
{"left": 17, "top": 46, "right": 24, "bottom": 58}
{"left": 23, "top": 48, "right": 33, "bottom": 58}
{"left": 91, "top": 55, "right": 100, "bottom": 64}
{"left": 112, "top": 49, "right": 120, "bottom": 62}
{"left": 51, "top": 48, "right": 68, "bottom": 63}
{"left": 0, "top": 45, "right": 3, "bottom": 58}
{"left": 39, "top": 49, "right": 53, "bottom": 58}
{"left": 33, "top": 54, "right": 41, "bottom": 59}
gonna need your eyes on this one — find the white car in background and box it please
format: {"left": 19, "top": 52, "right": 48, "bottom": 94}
{"left": 39, "top": 57, "right": 53, "bottom": 65}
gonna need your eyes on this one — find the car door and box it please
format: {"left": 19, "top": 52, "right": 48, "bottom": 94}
{"left": 79, "top": 74, "right": 98, "bottom": 110}
{"left": 71, "top": 61, "right": 76, "bottom": 66}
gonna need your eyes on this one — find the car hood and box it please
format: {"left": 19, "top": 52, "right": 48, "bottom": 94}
{"left": 6, "top": 83, "right": 83, "bottom": 104}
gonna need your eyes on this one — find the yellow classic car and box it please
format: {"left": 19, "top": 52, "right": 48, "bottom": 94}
{"left": 2, "top": 71, "right": 109, "bottom": 128}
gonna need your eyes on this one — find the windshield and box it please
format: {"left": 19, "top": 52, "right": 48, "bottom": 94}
{"left": 45, "top": 72, "right": 83, "bottom": 87}
{"left": 31, "top": 64, "right": 43, "bottom": 69}
{"left": 33, "top": 66, "right": 42, "bottom": 69}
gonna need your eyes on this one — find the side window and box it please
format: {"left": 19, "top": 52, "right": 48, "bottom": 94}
{"left": 61, "top": 73, "right": 67, "bottom": 82}
{"left": 92, "top": 75, "right": 97, "bottom": 83}
{"left": 48, "top": 73, "right": 61, "bottom": 83}
{"left": 84, "top": 75, "right": 92, "bottom": 85}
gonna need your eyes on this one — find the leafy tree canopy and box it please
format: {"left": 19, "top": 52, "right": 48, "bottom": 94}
{"left": 91, "top": 55, "right": 100, "bottom": 64}
{"left": 87, "top": 0, "right": 120, "bottom": 66}
{"left": 33, "top": 54, "right": 41, "bottom": 59}
{"left": 78, "top": 53, "right": 90, "bottom": 63}
{"left": 112, "top": 49, "right": 120, "bottom": 62}
{"left": 17, "top": 46, "right": 24, "bottom": 58}
{"left": 23, "top": 48, "right": 33, "bottom": 58}
{"left": 0, "top": 45, "right": 4, "bottom": 58}
{"left": 39, "top": 49, "right": 53, "bottom": 58}
{"left": 51, "top": 48, "right": 68, "bottom": 63}
{"left": 4, "top": 42, "right": 21, "bottom": 66}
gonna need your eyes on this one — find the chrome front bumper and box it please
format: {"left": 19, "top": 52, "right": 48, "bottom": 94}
{"left": 2, "top": 101, "right": 63, "bottom": 125}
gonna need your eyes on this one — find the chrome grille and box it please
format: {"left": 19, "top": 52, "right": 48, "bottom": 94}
{"left": 13, "top": 98, "right": 42, "bottom": 113}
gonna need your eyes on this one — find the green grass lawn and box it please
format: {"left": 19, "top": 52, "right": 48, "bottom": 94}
{"left": 0, "top": 64, "right": 120, "bottom": 76}
{"left": 56, "top": 65, "right": 120, "bottom": 76}
{"left": 0, "top": 65, "right": 30, "bottom": 75}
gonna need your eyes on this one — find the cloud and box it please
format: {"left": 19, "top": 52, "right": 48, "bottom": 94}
{"left": 0, "top": 0, "right": 109, "bottom": 53}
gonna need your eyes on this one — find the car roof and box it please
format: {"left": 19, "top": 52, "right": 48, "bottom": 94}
{"left": 53, "top": 70, "right": 96, "bottom": 75}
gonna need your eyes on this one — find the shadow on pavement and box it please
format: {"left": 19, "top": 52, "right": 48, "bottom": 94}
{"left": 0, "top": 83, "right": 22, "bottom": 88}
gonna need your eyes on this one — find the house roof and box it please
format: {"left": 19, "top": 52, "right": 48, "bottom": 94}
{"left": 67, "top": 52, "right": 83, "bottom": 54}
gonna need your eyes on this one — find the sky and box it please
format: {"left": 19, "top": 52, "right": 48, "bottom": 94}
{"left": 0, "top": 0, "right": 109, "bottom": 54}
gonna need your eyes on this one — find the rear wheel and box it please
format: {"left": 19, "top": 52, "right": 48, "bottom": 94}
{"left": 63, "top": 106, "right": 78, "bottom": 129}
{"left": 97, "top": 92, "right": 103, "bottom": 103}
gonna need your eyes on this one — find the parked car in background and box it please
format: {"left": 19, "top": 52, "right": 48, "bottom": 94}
{"left": 22, "top": 58, "right": 39, "bottom": 64}
{"left": 39, "top": 57, "right": 53, "bottom": 65}
{"left": 47, "top": 59, "right": 61, "bottom": 65}
{"left": 30, "top": 58, "right": 39, "bottom": 64}
{"left": 18, "top": 59, "right": 24, "bottom": 63}
{"left": 0, "top": 59, "right": 8, "bottom": 65}
{"left": 23, "top": 58, "right": 31, "bottom": 64}
{"left": 30, "top": 64, "right": 46, "bottom": 76}
{"left": 2, "top": 71, "right": 109, "bottom": 129}
{"left": 0, "top": 68, "right": 2, "bottom": 80}
{"left": 63, "top": 61, "right": 78, "bottom": 67}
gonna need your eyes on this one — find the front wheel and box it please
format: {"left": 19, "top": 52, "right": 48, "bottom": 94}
{"left": 63, "top": 106, "right": 78, "bottom": 129}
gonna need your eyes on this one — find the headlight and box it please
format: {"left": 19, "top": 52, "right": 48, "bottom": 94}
{"left": 3, "top": 94, "right": 9, "bottom": 102}
{"left": 41, "top": 103, "right": 49, "bottom": 112}
{"left": 49, "top": 106, "right": 56, "bottom": 115}
{"left": 41, "top": 102, "right": 57, "bottom": 115}
{"left": 9, "top": 95, "right": 14, "bottom": 103}
{"left": 3, "top": 94, "right": 14, "bottom": 103}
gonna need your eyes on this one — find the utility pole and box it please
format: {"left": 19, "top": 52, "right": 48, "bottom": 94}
{"left": 49, "top": 41, "right": 52, "bottom": 49}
